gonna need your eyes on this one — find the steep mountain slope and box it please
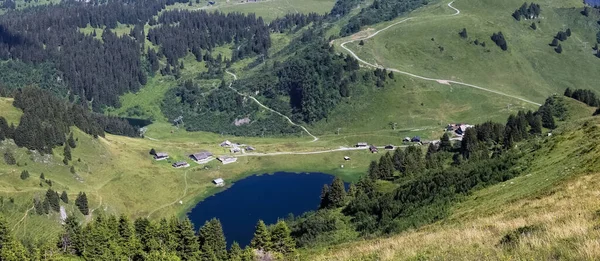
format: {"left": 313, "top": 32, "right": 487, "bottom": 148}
{"left": 305, "top": 99, "right": 600, "bottom": 260}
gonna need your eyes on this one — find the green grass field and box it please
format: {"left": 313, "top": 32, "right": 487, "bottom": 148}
{"left": 337, "top": 0, "right": 600, "bottom": 105}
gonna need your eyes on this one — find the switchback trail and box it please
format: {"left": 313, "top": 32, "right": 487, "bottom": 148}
{"left": 225, "top": 70, "right": 319, "bottom": 142}
{"left": 340, "top": 1, "right": 542, "bottom": 107}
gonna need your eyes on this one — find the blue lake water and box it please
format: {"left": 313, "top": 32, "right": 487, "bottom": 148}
{"left": 187, "top": 172, "right": 337, "bottom": 247}
{"left": 586, "top": 0, "right": 600, "bottom": 6}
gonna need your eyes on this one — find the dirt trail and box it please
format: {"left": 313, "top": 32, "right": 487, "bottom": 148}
{"left": 225, "top": 70, "right": 319, "bottom": 142}
{"left": 147, "top": 170, "right": 189, "bottom": 218}
{"left": 339, "top": 1, "right": 542, "bottom": 107}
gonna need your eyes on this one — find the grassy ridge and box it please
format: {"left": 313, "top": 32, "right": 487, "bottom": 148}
{"left": 304, "top": 99, "right": 600, "bottom": 260}
{"left": 338, "top": 0, "right": 600, "bottom": 104}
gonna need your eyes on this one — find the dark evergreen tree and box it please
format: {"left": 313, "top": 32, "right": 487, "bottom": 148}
{"left": 439, "top": 132, "right": 452, "bottom": 152}
{"left": 555, "top": 44, "right": 563, "bottom": 53}
{"left": 64, "top": 143, "right": 72, "bottom": 162}
{"left": 271, "top": 220, "right": 295, "bottom": 254}
{"left": 60, "top": 190, "right": 69, "bottom": 203}
{"left": 229, "top": 241, "right": 243, "bottom": 261}
{"left": 68, "top": 133, "right": 77, "bottom": 148}
{"left": 368, "top": 160, "right": 380, "bottom": 180}
{"left": 198, "top": 218, "right": 227, "bottom": 261}
{"left": 319, "top": 184, "right": 330, "bottom": 209}
{"left": 530, "top": 22, "right": 537, "bottom": 30}
{"left": 564, "top": 88, "right": 573, "bottom": 97}
{"left": 328, "top": 177, "right": 347, "bottom": 208}
{"left": 459, "top": 28, "right": 468, "bottom": 39}
{"left": 46, "top": 188, "right": 60, "bottom": 212}
{"left": 75, "top": 192, "right": 89, "bottom": 215}
{"left": 20, "top": 170, "right": 29, "bottom": 180}
{"left": 359, "top": 40, "right": 364, "bottom": 45}
{"left": 250, "top": 220, "right": 271, "bottom": 251}
{"left": 377, "top": 152, "right": 394, "bottom": 180}
{"left": 3, "top": 151, "right": 16, "bottom": 165}
{"left": 392, "top": 147, "right": 405, "bottom": 173}
{"left": 175, "top": 218, "right": 201, "bottom": 260}
{"left": 540, "top": 105, "right": 556, "bottom": 129}
{"left": 149, "top": 148, "right": 156, "bottom": 156}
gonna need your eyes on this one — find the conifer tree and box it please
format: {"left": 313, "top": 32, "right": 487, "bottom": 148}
{"left": 229, "top": 242, "right": 243, "bottom": 261}
{"left": 392, "top": 147, "right": 405, "bottom": 172}
{"left": 425, "top": 143, "right": 440, "bottom": 169}
{"left": 175, "top": 218, "right": 201, "bottom": 260}
{"left": 439, "top": 132, "right": 452, "bottom": 152}
{"left": 461, "top": 128, "right": 479, "bottom": 160}
{"left": 540, "top": 106, "right": 556, "bottom": 129}
{"left": 64, "top": 144, "right": 72, "bottom": 162}
{"left": 46, "top": 188, "right": 60, "bottom": 212}
{"left": 555, "top": 44, "right": 563, "bottom": 54}
{"left": 20, "top": 170, "right": 29, "bottom": 180}
{"left": 40, "top": 173, "right": 45, "bottom": 180}
{"left": 75, "top": 192, "right": 89, "bottom": 215}
{"left": 319, "top": 185, "right": 330, "bottom": 209}
{"left": 198, "top": 218, "right": 227, "bottom": 261}
{"left": 0, "top": 217, "right": 28, "bottom": 260}
{"left": 68, "top": 133, "right": 77, "bottom": 148}
{"left": 530, "top": 114, "right": 542, "bottom": 135}
{"left": 149, "top": 148, "right": 156, "bottom": 156}
{"left": 60, "top": 191, "right": 69, "bottom": 203}
{"left": 250, "top": 220, "right": 271, "bottom": 251}
{"left": 367, "top": 160, "right": 379, "bottom": 180}
{"left": 328, "top": 177, "right": 347, "bottom": 208}
{"left": 550, "top": 38, "right": 558, "bottom": 47}
{"left": 564, "top": 88, "right": 573, "bottom": 97}
{"left": 3, "top": 151, "right": 15, "bottom": 165}
{"left": 271, "top": 220, "right": 295, "bottom": 254}
{"left": 377, "top": 152, "right": 394, "bottom": 180}
{"left": 359, "top": 40, "right": 364, "bottom": 45}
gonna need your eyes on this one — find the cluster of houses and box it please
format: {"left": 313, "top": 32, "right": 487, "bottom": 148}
{"left": 153, "top": 139, "right": 256, "bottom": 169}
{"left": 446, "top": 123, "right": 474, "bottom": 136}
{"left": 355, "top": 136, "right": 424, "bottom": 154}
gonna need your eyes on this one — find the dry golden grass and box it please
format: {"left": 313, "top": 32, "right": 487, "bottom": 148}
{"left": 309, "top": 173, "right": 600, "bottom": 261}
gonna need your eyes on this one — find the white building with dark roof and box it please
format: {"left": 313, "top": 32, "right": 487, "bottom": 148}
{"left": 189, "top": 151, "right": 214, "bottom": 164}
{"left": 154, "top": 152, "right": 169, "bottom": 161}
{"left": 217, "top": 156, "right": 238, "bottom": 165}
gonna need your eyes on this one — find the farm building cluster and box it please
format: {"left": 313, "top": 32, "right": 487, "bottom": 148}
{"left": 150, "top": 140, "right": 256, "bottom": 169}
{"left": 446, "top": 123, "right": 474, "bottom": 137}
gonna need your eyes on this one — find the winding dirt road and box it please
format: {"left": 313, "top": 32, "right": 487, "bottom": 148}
{"left": 340, "top": 1, "right": 542, "bottom": 107}
{"left": 225, "top": 70, "right": 320, "bottom": 142}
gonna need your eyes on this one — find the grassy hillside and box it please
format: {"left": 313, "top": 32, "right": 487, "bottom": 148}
{"left": 0, "top": 96, "right": 387, "bottom": 242}
{"left": 337, "top": 0, "right": 600, "bottom": 105}
{"left": 304, "top": 99, "right": 600, "bottom": 260}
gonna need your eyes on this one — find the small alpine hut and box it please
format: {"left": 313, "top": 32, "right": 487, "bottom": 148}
{"left": 384, "top": 144, "right": 394, "bottom": 150}
{"left": 344, "top": 156, "right": 351, "bottom": 161}
{"left": 369, "top": 145, "right": 378, "bottom": 153}
{"left": 356, "top": 142, "right": 368, "bottom": 148}
{"left": 217, "top": 156, "right": 238, "bottom": 165}
{"left": 172, "top": 161, "right": 190, "bottom": 168}
{"left": 154, "top": 152, "right": 169, "bottom": 161}
{"left": 220, "top": 140, "right": 232, "bottom": 147}
{"left": 245, "top": 146, "right": 256, "bottom": 151}
{"left": 213, "top": 178, "right": 225, "bottom": 186}
{"left": 189, "top": 151, "right": 214, "bottom": 164}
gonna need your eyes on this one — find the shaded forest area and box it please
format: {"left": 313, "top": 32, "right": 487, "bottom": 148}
{"left": 161, "top": 80, "right": 302, "bottom": 136}
{"left": 341, "top": 0, "right": 428, "bottom": 36}
{"left": 0, "top": 0, "right": 269, "bottom": 111}
{"left": 0, "top": 88, "right": 138, "bottom": 153}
